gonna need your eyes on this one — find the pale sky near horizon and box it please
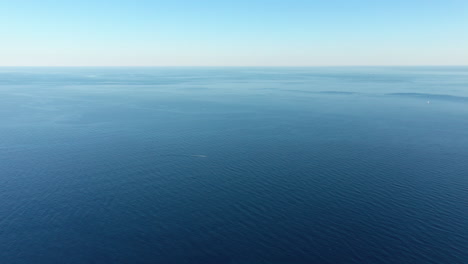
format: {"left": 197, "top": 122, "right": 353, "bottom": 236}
{"left": 1, "top": 0, "right": 467, "bottom": 66}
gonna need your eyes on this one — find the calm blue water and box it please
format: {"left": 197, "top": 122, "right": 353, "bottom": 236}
{"left": 0, "top": 67, "right": 467, "bottom": 264}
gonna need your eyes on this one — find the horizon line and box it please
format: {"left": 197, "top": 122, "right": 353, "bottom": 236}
{"left": 0, "top": 65, "right": 467, "bottom": 68}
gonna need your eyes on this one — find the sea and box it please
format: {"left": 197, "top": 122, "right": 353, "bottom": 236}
{"left": 0, "top": 67, "right": 467, "bottom": 264}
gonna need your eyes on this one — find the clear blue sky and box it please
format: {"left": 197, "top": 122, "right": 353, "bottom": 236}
{"left": 1, "top": 0, "right": 467, "bottom": 66}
